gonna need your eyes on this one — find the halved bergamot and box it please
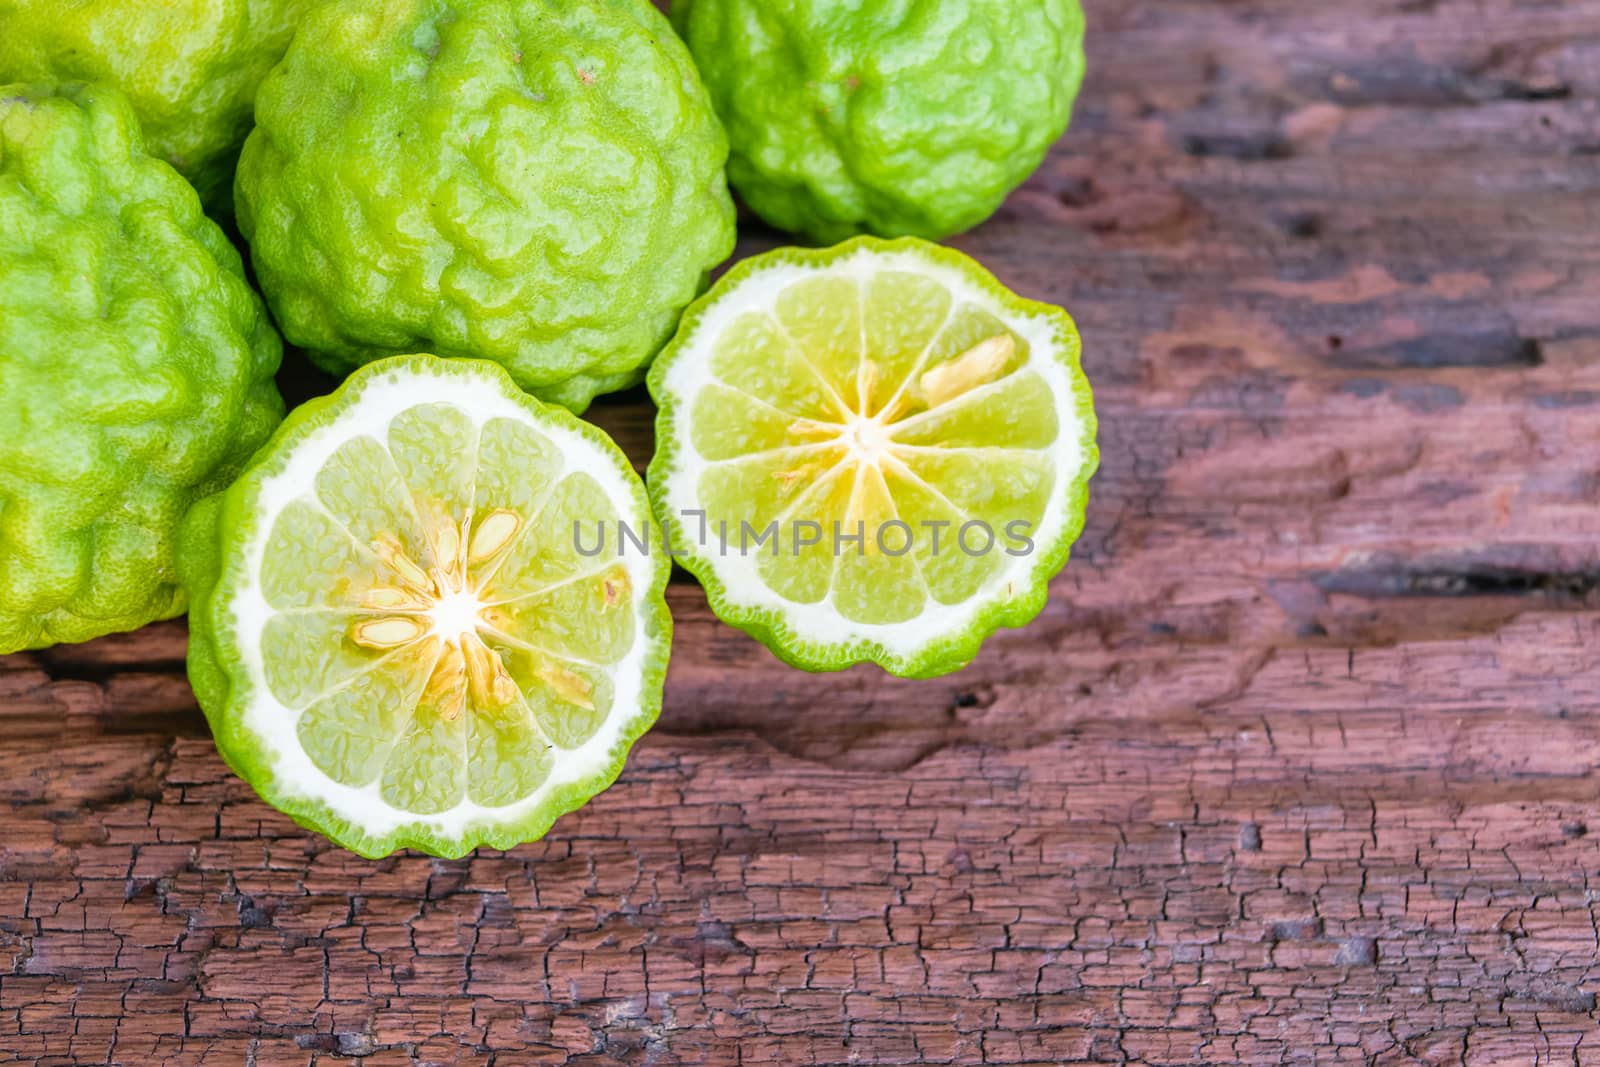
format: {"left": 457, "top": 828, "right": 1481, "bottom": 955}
{"left": 648, "top": 237, "right": 1096, "bottom": 678}
{"left": 181, "top": 355, "right": 670, "bottom": 858}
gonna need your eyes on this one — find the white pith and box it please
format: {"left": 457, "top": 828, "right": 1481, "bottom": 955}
{"left": 843, "top": 414, "right": 892, "bottom": 465}
{"left": 657, "top": 246, "right": 1089, "bottom": 660}
{"left": 226, "top": 365, "right": 658, "bottom": 840}
{"left": 429, "top": 589, "right": 485, "bottom": 641}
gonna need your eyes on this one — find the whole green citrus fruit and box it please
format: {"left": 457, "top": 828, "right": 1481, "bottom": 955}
{"left": 0, "top": 84, "right": 285, "bottom": 654}
{"left": 235, "top": 0, "right": 737, "bottom": 413}
{"left": 671, "top": 0, "right": 1086, "bottom": 243}
{"left": 0, "top": 0, "right": 321, "bottom": 208}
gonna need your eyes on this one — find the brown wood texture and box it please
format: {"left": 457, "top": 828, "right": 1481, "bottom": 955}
{"left": 6, "top": 1, "right": 1600, "bottom": 1063}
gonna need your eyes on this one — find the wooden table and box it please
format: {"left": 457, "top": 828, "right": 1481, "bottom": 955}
{"left": 5, "top": 1, "right": 1600, "bottom": 1063}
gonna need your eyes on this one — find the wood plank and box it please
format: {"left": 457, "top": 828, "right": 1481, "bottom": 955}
{"left": 4, "top": 0, "right": 1600, "bottom": 1061}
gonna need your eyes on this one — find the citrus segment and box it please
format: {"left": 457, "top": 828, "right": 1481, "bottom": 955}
{"left": 689, "top": 385, "right": 817, "bottom": 462}
{"left": 386, "top": 403, "right": 480, "bottom": 524}
{"left": 380, "top": 709, "right": 466, "bottom": 816}
{"left": 467, "top": 709, "right": 554, "bottom": 808}
{"left": 708, "top": 313, "right": 843, "bottom": 421}
{"left": 472, "top": 419, "right": 562, "bottom": 523}
{"left": 261, "top": 612, "right": 374, "bottom": 709}
{"left": 483, "top": 473, "right": 615, "bottom": 593}
{"left": 258, "top": 501, "right": 372, "bottom": 611}
{"left": 312, "top": 436, "right": 423, "bottom": 552}
{"left": 484, "top": 561, "right": 636, "bottom": 666}
{"left": 861, "top": 271, "right": 955, "bottom": 408}
{"left": 876, "top": 464, "right": 999, "bottom": 605}
{"left": 296, "top": 661, "right": 429, "bottom": 788}
{"left": 830, "top": 465, "right": 928, "bottom": 627}
{"left": 891, "top": 371, "right": 1060, "bottom": 450}
{"left": 774, "top": 274, "right": 864, "bottom": 388}
{"left": 648, "top": 237, "right": 1096, "bottom": 678}
{"left": 183, "top": 355, "right": 670, "bottom": 857}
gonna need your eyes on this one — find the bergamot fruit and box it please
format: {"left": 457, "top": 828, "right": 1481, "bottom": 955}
{"left": 647, "top": 237, "right": 1096, "bottom": 678}
{"left": 671, "top": 0, "right": 1087, "bottom": 243}
{"left": 236, "top": 0, "right": 737, "bottom": 413}
{"left": 0, "top": 0, "right": 320, "bottom": 208}
{"left": 180, "top": 355, "right": 671, "bottom": 858}
{"left": 0, "top": 83, "right": 284, "bottom": 654}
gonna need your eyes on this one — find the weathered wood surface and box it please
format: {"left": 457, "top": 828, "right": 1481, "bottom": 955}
{"left": 6, "top": 0, "right": 1600, "bottom": 1063}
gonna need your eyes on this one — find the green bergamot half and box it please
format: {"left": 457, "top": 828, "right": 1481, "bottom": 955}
{"left": 180, "top": 355, "right": 671, "bottom": 858}
{"left": 648, "top": 237, "right": 1097, "bottom": 678}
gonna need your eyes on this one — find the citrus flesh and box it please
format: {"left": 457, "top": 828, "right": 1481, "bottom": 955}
{"left": 648, "top": 237, "right": 1096, "bottom": 678}
{"left": 182, "top": 355, "right": 670, "bottom": 858}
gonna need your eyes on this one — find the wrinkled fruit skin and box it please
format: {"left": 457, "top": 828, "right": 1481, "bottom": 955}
{"left": 0, "top": 84, "right": 285, "bottom": 653}
{"left": 672, "top": 0, "right": 1086, "bottom": 243}
{"left": 236, "top": 0, "right": 737, "bottom": 413}
{"left": 0, "top": 0, "right": 319, "bottom": 207}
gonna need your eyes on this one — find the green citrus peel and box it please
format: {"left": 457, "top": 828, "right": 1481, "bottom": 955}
{"left": 0, "top": 83, "right": 284, "bottom": 653}
{"left": 672, "top": 0, "right": 1086, "bottom": 242}
{"left": 236, "top": 0, "right": 736, "bottom": 412}
{"left": 0, "top": 0, "right": 320, "bottom": 207}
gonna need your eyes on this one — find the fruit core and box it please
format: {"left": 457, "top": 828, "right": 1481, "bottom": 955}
{"left": 780, "top": 331, "right": 1015, "bottom": 477}
{"left": 346, "top": 505, "right": 595, "bottom": 720}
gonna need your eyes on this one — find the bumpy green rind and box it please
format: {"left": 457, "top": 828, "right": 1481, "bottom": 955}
{"left": 180, "top": 355, "right": 674, "bottom": 859}
{"left": 0, "top": 84, "right": 285, "bottom": 654}
{"left": 646, "top": 236, "right": 1098, "bottom": 679}
{"left": 0, "top": 0, "right": 321, "bottom": 207}
{"left": 236, "top": 0, "right": 737, "bottom": 413}
{"left": 672, "top": 0, "right": 1086, "bottom": 244}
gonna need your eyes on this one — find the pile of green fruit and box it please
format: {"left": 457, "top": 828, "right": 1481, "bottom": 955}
{"left": 1, "top": 0, "right": 1095, "bottom": 857}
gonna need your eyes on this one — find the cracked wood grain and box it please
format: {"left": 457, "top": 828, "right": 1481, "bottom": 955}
{"left": 5, "top": 0, "right": 1600, "bottom": 1062}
